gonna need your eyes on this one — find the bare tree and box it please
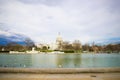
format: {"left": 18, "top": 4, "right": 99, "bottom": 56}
{"left": 82, "top": 43, "right": 90, "bottom": 52}
{"left": 6, "top": 42, "right": 24, "bottom": 51}
{"left": 72, "top": 40, "right": 82, "bottom": 53}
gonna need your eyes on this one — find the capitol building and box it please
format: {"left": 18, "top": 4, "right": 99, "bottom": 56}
{"left": 36, "top": 33, "right": 63, "bottom": 50}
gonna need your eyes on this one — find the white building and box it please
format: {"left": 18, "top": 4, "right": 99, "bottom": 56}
{"left": 36, "top": 33, "right": 63, "bottom": 50}
{"left": 50, "top": 33, "right": 63, "bottom": 50}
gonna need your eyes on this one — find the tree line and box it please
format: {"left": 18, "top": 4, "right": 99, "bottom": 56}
{"left": 0, "top": 40, "right": 120, "bottom": 53}
{"left": 0, "top": 38, "right": 35, "bottom": 52}
{"left": 58, "top": 40, "right": 120, "bottom": 53}
{"left": 82, "top": 43, "right": 120, "bottom": 53}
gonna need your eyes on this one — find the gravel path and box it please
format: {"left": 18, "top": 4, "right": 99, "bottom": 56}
{"left": 0, "top": 73, "right": 120, "bottom": 80}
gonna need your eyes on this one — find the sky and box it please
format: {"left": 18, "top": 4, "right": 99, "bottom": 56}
{"left": 0, "top": 0, "right": 120, "bottom": 44}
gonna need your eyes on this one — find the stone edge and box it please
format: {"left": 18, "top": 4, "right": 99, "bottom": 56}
{"left": 0, "top": 68, "right": 120, "bottom": 74}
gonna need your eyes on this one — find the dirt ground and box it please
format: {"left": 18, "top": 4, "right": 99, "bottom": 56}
{"left": 0, "top": 73, "right": 120, "bottom": 80}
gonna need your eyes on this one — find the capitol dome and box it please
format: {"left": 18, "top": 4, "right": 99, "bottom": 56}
{"left": 56, "top": 33, "right": 63, "bottom": 44}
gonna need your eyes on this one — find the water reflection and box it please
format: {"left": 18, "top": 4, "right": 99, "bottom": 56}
{"left": 56, "top": 54, "right": 82, "bottom": 68}
{"left": 0, "top": 54, "right": 32, "bottom": 68}
{"left": 31, "top": 54, "right": 57, "bottom": 68}
{"left": 74, "top": 54, "right": 82, "bottom": 67}
{"left": 0, "top": 53, "right": 120, "bottom": 68}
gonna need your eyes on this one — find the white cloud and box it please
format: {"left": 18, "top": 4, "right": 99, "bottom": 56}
{"left": 0, "top": 30, "right": 12, "bottom": 36}
{"left": 0, "top": 0, "right": 120, "bottom": 44}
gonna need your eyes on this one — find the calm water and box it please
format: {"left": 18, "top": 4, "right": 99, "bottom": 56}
{"left": 0, "top": 53, "right": 120, "bottom": 68}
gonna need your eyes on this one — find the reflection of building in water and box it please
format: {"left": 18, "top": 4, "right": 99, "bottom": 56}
{"left": 56, "top": 54, "right": 82, "bottom": 68}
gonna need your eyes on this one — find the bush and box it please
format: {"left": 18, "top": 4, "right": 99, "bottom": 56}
{"left": 63, "top": 50, "right": 75, "bottom": 53}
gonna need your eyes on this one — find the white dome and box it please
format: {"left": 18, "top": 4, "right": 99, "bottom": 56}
{"left": 56, "top": 33, "right": 63, "bottom": 44}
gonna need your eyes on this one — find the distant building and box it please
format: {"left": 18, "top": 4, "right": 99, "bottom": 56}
{"left": 36, "top": 33, "right": 63, "bottom": 51}
{"left": 50, "top": 32, "right": 63, "bottom": 50}
{"left": 36, "top": 43, "right": 49, "bottom": 49}
{"left": 36, "top": 33, "right": 83, "bottom": 52}
{"left": 55, "top": 32, "right": 63, "bottom": 50}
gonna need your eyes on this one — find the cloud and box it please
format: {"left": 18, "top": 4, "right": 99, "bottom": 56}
{"left": 0, "top": 0, "right": 120, "bottom": 44}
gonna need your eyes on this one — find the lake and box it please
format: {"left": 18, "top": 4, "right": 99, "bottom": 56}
{"left": 0, "top": 53, "right": 120, "bottom": 68}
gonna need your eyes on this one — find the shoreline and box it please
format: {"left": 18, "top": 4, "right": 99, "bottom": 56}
{"left": 0, "top": 67, "right": 120, "bottom": 74}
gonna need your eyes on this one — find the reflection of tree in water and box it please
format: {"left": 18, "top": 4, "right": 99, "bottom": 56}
{"left": 73, "top": 54, "right": 82, "bottom": 68}
{"left": 19, "top": 54, "right": 32, "bottom": 68}
{"left": 0, "top": 54, "right": 32, "bottom": 68}
{"left": 80, "top": 54, "right": 97, "bottom": 68}
{"left": 56, "top": 54, "right": 82, "bottom": 68}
